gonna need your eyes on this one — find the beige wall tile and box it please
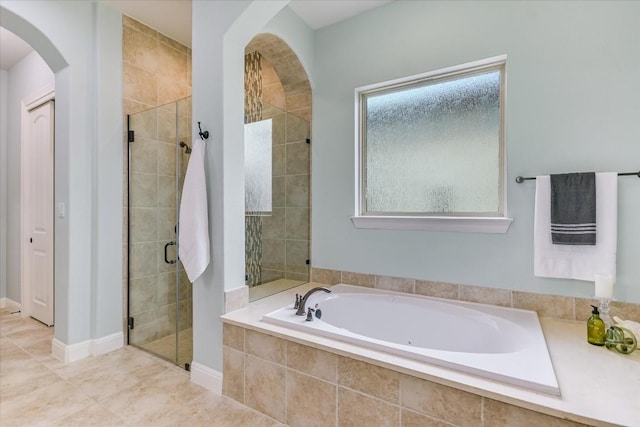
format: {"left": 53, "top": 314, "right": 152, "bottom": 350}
{"left": 222, "top": 346, "right": 244, "bottom": 403}
{"left": 129, "top": 208, "right": 157, "bottom": 243}
{"left": 287, "top": 371, "right": 336, "bottom": 427}
{"left": 225, "top": 287, "right": 249, "bottom": 313}
{"left": 400, "top": 375, "right": 481, "bottom": 427}
{"left": 244, "top": 355, "right": 286, "bottom": 423}
{"left": 483, "top": 398, "right": 589, "bottom": 426}
{"left": 123, "top": 16, "right": 157, "bottom": 38}
{"left": 285, "top": 208, "right": 310, "bottom": 240}
{"left": 129, "top": 139, "right": 157, "bottom": 174}
{"left": 286, "top": 114, "right": 310, "bottom": 142}
{"left": 401, "top": 409, "right": 450, "bottom": 427}
{"left": 338, "top": 357, "right": 399, "bottom": 404}
{"left": 223, "top": 324, "right": 245, "bottom": 351}
{"left": 290, "top": 107, "right": 311, "bottom": 123}
{"left": 415, "top": 280, "right": 459, "bottom": 300}
{"left": 286, "top": 142, "right": 310, "bottom": 175}
{"left": 574, "top": 297, "right": 595, "bottom": 322}
{"left": 338, "top": 387, "right": 399, "bottom": 427}
{"left": 610, "top": 300, "right": 640, "bottom": 323}
{"left": 287, "top": 341, "right": 337, "bottom": 382}
{"left": 263, "top": 84, "right": 286, "bottom": 110}
{"left": 376, "top": 276, "right": 415, "bottom": 294}
{"left": 159, "top": 33, "right": 188, "bottom": 54}
{"left": 513, "top": 292, "right": 574, "bottom": 320}
{"left": 286, "top": 92, "right": 312, "bottom": 111}
{"left": 245, "top": 330, "right": 286, "bottom": 365}
{"left": 129, "top": 109, "right": 157, "bottom": 140}
{"left": 459, "top": 285, "right": 511, "bottom": 307}
{"left": 285, "top": 175, "right": 309, "bottom": 207}
{"left": 157, "top": 42, "right": 188, "bottom": 83}
{"left": 272, "top": 176, "right": 285, "bottom": 208}
{"left": 123, "top": 26, "right": 158, "bottom": 74}
{"left": 285, "top": 240, "right": 309, "bottom": 276}
{"left": 262, "top": 239, "right": 286, "bottom": 271}
{"left": 312, "top": 268, "right": 342, "bottom": 285}
{"left": 341, "top": 271, "right": 375, "bottom": 288}
{"left": 124, "top": 63, "right": 157, "bottom": 106}
{"left": 273, "top": 145, "right": 286, "bottom": 177}
{"left": 157, "top": 79, "right": 190, "bottom": 105}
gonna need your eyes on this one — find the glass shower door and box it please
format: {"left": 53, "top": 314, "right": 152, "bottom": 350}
{"left": 127, "top": 97, "right": 192, "bottom": 369}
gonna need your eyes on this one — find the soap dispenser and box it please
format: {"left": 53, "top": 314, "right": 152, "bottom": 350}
{"left": 587, "top": 305, "right": 606, "bottom": 346}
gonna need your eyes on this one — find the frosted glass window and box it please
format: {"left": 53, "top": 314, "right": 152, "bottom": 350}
{"left": 245, "top": 119, "right": 272, "bottom": 213}
{"left": 359, "top": 59, "right": 505, "bottom": 216}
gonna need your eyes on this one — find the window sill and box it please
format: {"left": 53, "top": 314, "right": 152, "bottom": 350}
{"left": 350, "top": 215, "right": 513, "bottom": 233}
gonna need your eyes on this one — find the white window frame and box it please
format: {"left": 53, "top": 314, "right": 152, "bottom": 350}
{"left": 352, "top": 55, "right": 512, "bottom": 233}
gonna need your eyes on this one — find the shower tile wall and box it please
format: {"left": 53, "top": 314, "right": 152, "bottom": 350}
{"left": 122, "top": 16, "right": 192, "bottom": 343}
{"left": 245, "top": 54, "right": 311, "bottom": 286}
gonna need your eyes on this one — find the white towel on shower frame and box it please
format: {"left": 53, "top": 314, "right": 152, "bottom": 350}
{"left": 534, "top": 173, "right": 617, "bottom": 281}
{"left": 179, "top": 138, "right": 210, "bottom": 283}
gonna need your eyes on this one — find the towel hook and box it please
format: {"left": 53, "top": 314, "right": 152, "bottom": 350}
{"left": 198, "top": 122, "right": 209, "bottom": 140}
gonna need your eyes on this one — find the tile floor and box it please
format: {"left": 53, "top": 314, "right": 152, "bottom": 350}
{"left": 0, "top": 308, "right": 284, "bottom": 426}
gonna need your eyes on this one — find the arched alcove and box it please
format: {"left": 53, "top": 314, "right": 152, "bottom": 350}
{"left": 244, "top": 33, "right": 312, "bottom": 301}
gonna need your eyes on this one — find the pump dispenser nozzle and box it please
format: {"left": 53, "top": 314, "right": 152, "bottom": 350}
{"left": 588, "top": 305, "right": 606, "bottom": 346}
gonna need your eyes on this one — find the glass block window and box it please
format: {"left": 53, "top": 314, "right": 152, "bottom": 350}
{"left": 358, "top": 57, "right": 506, "bottom": 217}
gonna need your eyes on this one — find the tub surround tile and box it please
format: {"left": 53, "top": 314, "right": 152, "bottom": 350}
{"left": 244, "top": 355, "right": 286, "bottom": 423}
{"left": 222, "top": 346, "right": 245, "bottom": 403}
{"left": 311, "top": 268, "right": 342, "bottom": 285}
{"left": 459, "top": 284, "right": 512, "bottom": 307}
{"left": 513, "top": 291, "right": 574, "bottom": 320}
{"left": 223, "top": 324, "right": 246, "bottom": 351}
{"left": 414, "top": 280, "right": 459, "bottom": 300}
{"left": 399, "top": 374, "right": 481, "bottom": 427}
{"left": 376, "top": 276, "right": 415, "bottom": 294}
{"left": 286, "top": 371, "right": 337, "bottom": 427}
{"left": 225, "top": 286, "right": 249, "bottom": 313}
{"left": 401, "top": 409, "right": 451, "bottom": 427}
{"left": 287, "top": 341, "right": 337, "bottom": 382}
{"left": 483, "top": 398, "right": 590, "bottom": 427}
{"left": 338, "top": 356, "right": 399, "bottom": 404}
{"left": 337, "top": 387, "right": 399, "bottom": 427}
{"left": 341, "top": 271, "right": 375, "bottom": 288}
{"left": 245, "top": 330, "right": 287, "bottom": 365}
{"left": 575, "top": 297, "right": 640, "bottom": 323}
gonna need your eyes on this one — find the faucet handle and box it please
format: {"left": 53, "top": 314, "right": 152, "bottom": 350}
{"left": 305, "top": 307, "right": 315, "bottom": 322}
{"left": 293, "top": 294, "right": 300, "bottom": 310}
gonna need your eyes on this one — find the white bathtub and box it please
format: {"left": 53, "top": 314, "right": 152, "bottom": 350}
{"left": 262, "top": 284, "right": 560, "bottom": 395}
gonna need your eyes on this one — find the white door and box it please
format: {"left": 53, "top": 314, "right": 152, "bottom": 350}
{"left": 25, "top": 100, "right": 54, "bottom": 326}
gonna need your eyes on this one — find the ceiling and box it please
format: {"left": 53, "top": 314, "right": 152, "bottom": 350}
{"left": 0, "top": 1, "right": 392, "bottom": 70}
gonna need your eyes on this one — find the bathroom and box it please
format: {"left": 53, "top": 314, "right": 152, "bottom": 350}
{"left": 1, "top": 1, "right": 639, "bottom": 426}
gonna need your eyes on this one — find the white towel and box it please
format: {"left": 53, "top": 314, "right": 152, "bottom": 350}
{"left": 178, "top": 138, "right": 210, "bottom": 283}
{"left": 534, "top": 173, "right": 617, "bottom": 281}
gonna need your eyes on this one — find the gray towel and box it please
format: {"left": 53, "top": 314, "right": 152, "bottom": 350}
{"left": 550, "top": 172, "right": 596, "bottom": 245}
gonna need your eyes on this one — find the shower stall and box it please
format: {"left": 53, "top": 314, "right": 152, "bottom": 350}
{"left": 126, "top": 96, "right": 193, "bottom": 370}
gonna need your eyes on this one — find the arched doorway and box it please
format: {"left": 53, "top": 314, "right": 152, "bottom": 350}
{"left": 244, "top": 33, "right": 312, "bottom": 301}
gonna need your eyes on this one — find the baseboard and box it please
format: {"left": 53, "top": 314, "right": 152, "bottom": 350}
{"left": 52, "top": 338, "right": 91, "bottom": 363}
{"left": 0, "top": 298, "right": 21, "bottom": 312}
{"left": 91, "top": 332, "right": 124, "bottom": 356}
{"left": 51, "top": 332, "right": 124, "bottom": 363}
{"left": 190, "top": 361, "right": 223, "bottom": 395}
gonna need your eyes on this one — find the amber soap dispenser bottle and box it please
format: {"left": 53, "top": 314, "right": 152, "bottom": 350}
{"left": 587, "top": 305, "right": 606, "bottom": 346}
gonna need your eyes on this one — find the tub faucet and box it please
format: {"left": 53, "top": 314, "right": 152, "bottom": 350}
{"left": 296, "top": 287, "right": 331, "bottom": 316}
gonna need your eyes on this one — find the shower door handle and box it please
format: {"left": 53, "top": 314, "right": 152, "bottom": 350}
{"left": 164, "top": 241, "right": 177, "bottom": 264}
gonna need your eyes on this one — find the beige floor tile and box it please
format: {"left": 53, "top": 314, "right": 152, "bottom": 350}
{"left": 0, "top": 378, "right": 95, "bottom": 426}
{"left": 51, "top": 404, "right": 127, "bottom": 427}
{"left": 159, "top": 392, "right": 283, "bottom": 427}
{"left": 0, "top": 307, "right": 286, "bottom": 427}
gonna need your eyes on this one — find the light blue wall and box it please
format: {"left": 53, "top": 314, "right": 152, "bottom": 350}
{"left": 1, "top": 1, "right": 123, "bottom": 342}
{"left": 312, "top": 1, "right": 640, "bottom": 303}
